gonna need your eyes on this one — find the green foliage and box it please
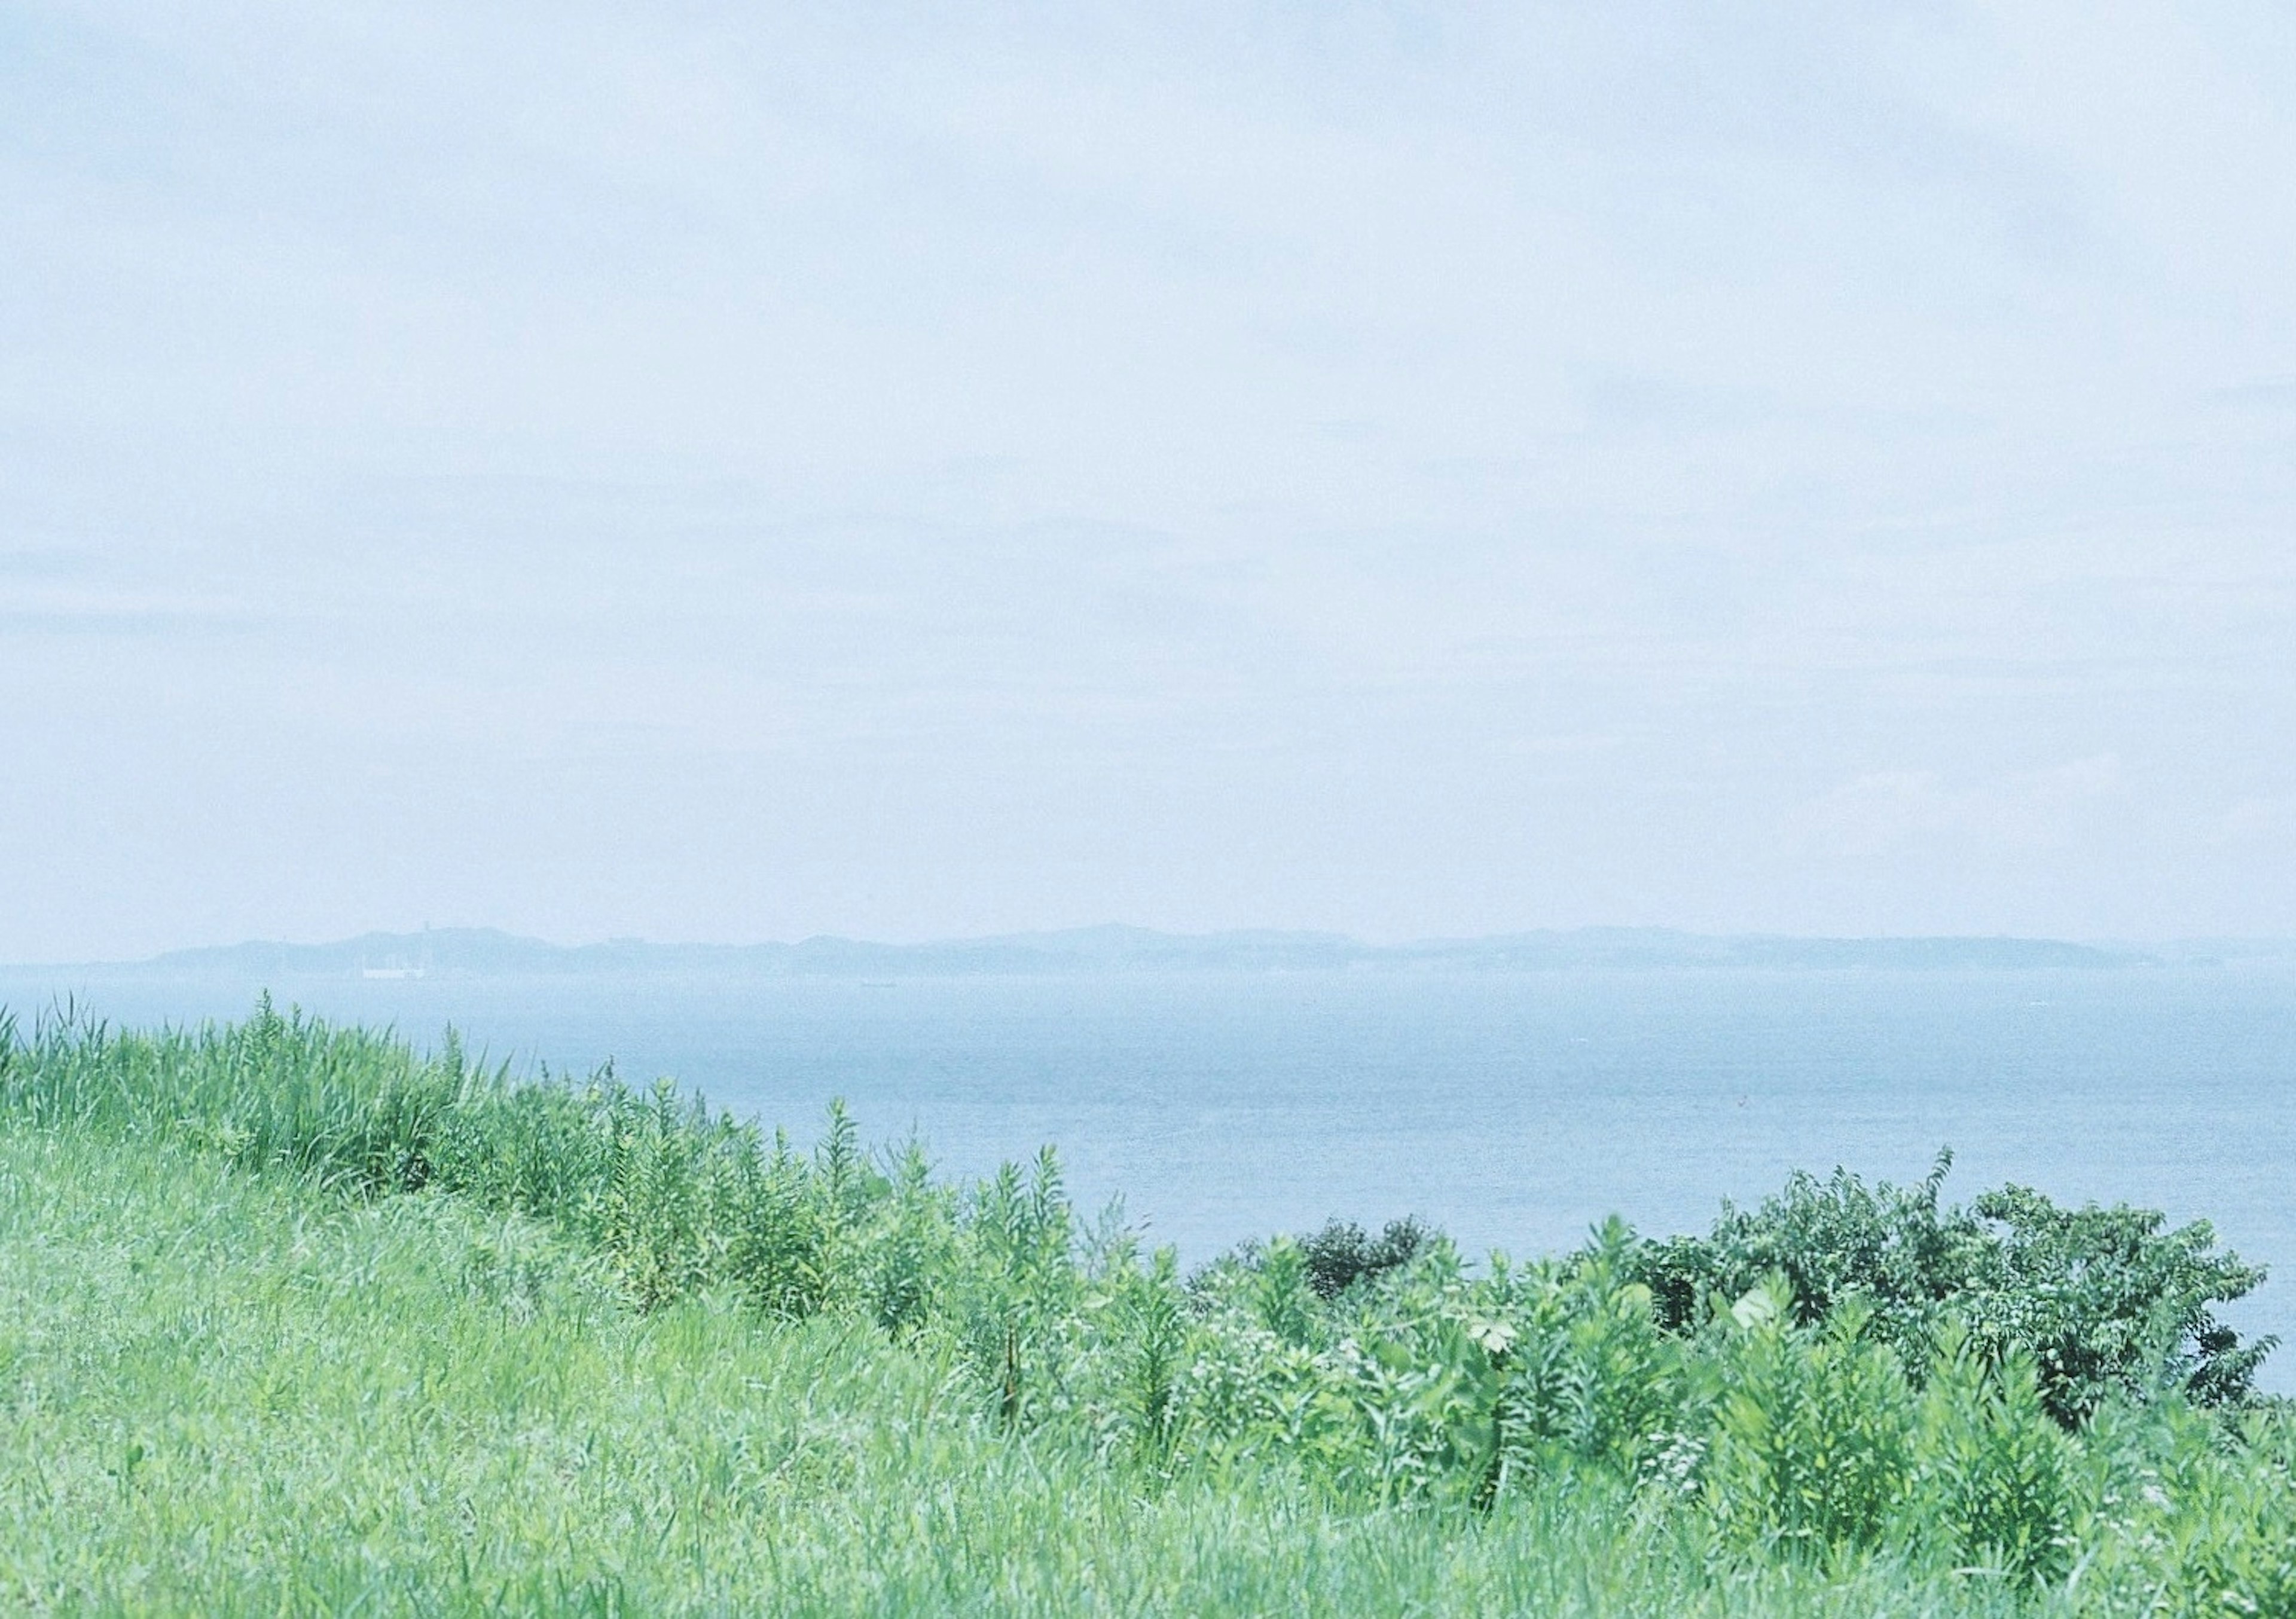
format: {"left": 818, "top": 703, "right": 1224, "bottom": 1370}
{"left": 1964, "top": 1183, "right": 2273, "bottom": 1422}
{"left": 1632, "top": 1150, "right": 2271, "bottom": 1424}
{"left": 4, "top": 1001, "right": 2295, "bottom": 1613}
{"left": 949, "top": 1147, "right": 1080, "bottom": 1426}
{"left": 1636, "top": 1152, "right": 1976, "bottom": 1353}
{"left": 1111, "top": 1246, "right": 1188, "bottom": 1467}
{"left": 1254, "top": 1234, "right": 1319, "bottom": 1346}
{"left": 2056, "top": 1398, "right": 2296, "bottom": 1616}
{"left": 1909, "top": 1322, "right": 2076, "bottom": 1584}
{"left": 1299, "top": 1214, "right": 1436, "bottom": 1300}
{"left": 863, "top": 1138, "right": 956, "bottom": 1339}
{"left": 1488, "top": 1220, "right": 1687, "bottom": 1485}
{"left": 1703, "top": 1286, "right": 1918, "bottom": 1554}
{"left": 1, "top": 1125, "right": 2063, "bottom": 1617}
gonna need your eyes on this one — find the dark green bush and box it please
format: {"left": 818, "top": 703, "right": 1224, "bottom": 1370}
{"left": 1963, "top": 1183, "right": 2272, "bottom": 1422}
{"left": 1298, "top": 1215, "right": 1436, "bottom": 1300}
{"left": 1632, "top": 1151, "right": 2270, "bottom": 1424}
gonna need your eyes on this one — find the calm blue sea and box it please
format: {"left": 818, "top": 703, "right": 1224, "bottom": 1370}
{"left": 6, "top": 965, "right": 2293, "bottom": 1382}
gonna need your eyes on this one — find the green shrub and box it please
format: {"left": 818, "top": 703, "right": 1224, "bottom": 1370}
{"left": 1638, "top": 1154, "right": 1979, "bottom": 1359}
{"left": 2066, "top": 1398, "right": 2296, "bottom": 1616}
{"left": 1253, "top": 1235, "right": 1320, "bottom": 1347}
{"left": 1907, "top": 1322, "right": 2075, "bottom": 1583}
{"left": 949, "top": 1148, "right": 1079, "bottom": 1426}
{"left": 1962, "top": 1184, "right": 2272, "bottom": 1423}
{"left": 1487, "top": 1220, "right": 1687, "bottom": 1487}
{"left": 1299, "top": 1215, "right": 1435, "bottom": 1300}
{"left": 1702, "top": 1284, "right": 1917, "bottom": 1556}
{"left": 1634, "top": 1151, "right": 2270, "bottom": 1424}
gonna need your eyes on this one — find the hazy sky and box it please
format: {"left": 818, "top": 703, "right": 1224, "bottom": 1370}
{"left": 4, "top": 2, "right": 2294, "bottom": 959}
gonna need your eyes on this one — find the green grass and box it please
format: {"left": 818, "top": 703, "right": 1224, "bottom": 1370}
{"left": 0, "top": 1004, "right": 2291, "bottom": 1614}
{"left": 0, "top": 1129, "right": 2020, "bottom": 1617}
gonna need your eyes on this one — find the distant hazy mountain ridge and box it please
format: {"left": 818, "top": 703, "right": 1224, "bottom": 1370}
{"left": 67, "top": 925, "right": 2158, "bottom": 979}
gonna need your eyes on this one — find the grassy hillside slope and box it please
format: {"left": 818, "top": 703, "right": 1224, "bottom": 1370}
{"left": 1, "top": 1003, "right": 2290, "bottom": 1614}
{"left": 0, "top": 1130, "right": 2000, "bottom": 1617}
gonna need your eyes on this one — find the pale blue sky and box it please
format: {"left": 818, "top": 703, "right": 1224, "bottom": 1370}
{"left": 4, "top": 2, "right": 2294, "bottom": 959}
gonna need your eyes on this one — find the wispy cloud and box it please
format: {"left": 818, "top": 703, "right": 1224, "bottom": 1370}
{"left": 1796, "top": 756, "right": 2128, "bottom": 856}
